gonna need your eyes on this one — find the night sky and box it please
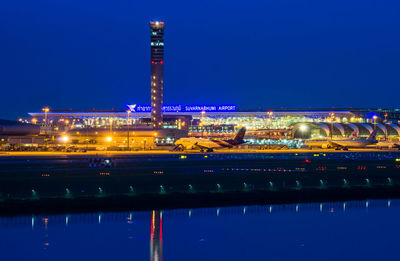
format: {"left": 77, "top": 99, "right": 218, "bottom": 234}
{"left": 1, "top": 0, "right": 399, "bottom": 120}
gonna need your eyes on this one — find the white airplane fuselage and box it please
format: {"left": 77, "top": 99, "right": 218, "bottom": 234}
{"left": 305, "top": 139, "right": 377, "bottom": 149}
{"left": 368, "top": 141, "right": 400, "bottom": 149}
{"left": 174, "top": 127, "right": 246, "bottom": 152}
{"left": 174, "top": 137, "right": 233, "bottom": 150}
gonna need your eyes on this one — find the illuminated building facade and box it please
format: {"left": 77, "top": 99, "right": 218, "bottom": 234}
{"left": 150, "top": 21, "right": 165, "bottom": 129}
{"left": 28, "top": 107, "right": 400, "bottom": 140}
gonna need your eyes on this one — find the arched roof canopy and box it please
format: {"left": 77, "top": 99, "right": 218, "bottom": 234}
{"left": 290, "top": 122, "right": 400, "bottom": 139}
{"left": 291, "top": 122, "right": 330, "bottom": 138}
{"left": 387, "top": 124, "right": 400, "bottom": 137}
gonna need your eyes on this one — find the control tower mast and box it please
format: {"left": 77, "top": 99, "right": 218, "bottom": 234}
{"left": 150, "top": 21, "right": 165, "bottom": 129}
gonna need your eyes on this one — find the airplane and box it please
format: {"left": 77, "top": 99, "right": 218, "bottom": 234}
{"left": 173, "top": 127, "right": 246, "bottom": 152}
{"left": 369, "top": 140, "right": 400, "bottom": 150}
{"left": 305, "top": 129, "right": 378, "bottom": 150}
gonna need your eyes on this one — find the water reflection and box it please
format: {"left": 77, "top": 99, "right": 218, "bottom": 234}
{"left": 0, "top": 199, "right": 399, "bottom": 260}
{"left": 150, "top": 210, "right": 163, "bottom": 261}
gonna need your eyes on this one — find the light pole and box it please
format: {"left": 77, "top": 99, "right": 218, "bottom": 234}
{"left": 329, "top": 113, "right": 335, "bottom": 140}
{"left": 42, "top": 107, "right": 50, "bottom": 149}
{"left": 127, "top": 110, "right": 131, "bottom": 151}
{"left": 200, "top": 111, "right": 205, "bottom": 137}
{"left": 109, "top": 118, "right": 113, "bottom": 135}
{"left": 267, "top": 111, "right": 273, "bottom": 128}
{"left": 85, "top": 119, "right": 89, "bottom": 150}
{"left": 373, "top": 115, "right": 378, "bottom": 130}
{"left": 42, "top": 107, "right": 50, "bottom": 124}
{"left": 268, "top": 111, "right": 273, "bottom": 148}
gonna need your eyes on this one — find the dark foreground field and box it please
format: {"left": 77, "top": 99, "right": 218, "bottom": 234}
{"left": 1, "top": 151, "right": 400, "bottom": 215}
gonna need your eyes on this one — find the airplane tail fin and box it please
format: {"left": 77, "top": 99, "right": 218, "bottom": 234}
{"left": 232, "top": 127, "right": 246, "bottom": 145}
{"left": 349, "top": 130, "right": 358, "bottom": 139}
{"left": 368, "top": 129, "right": 378, "bottom": 141}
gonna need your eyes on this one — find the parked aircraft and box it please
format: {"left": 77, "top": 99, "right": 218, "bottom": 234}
{"left": 305, "top": 129, "right": 378, "bottom": 150}
{"left": 173, "top": 127, "right": 246, "bottom": 152}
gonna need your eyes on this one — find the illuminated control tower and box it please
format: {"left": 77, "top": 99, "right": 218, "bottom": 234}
{"left": 150, "top": 21, "right": 165, "bottom": 129}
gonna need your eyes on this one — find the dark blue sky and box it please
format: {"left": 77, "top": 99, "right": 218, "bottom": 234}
{"left": 1, "top": 0, "right": 399, "bottom": 119}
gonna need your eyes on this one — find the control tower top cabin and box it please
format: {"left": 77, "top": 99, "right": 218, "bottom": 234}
{"left": 150, "top": 21, "right": 165, "bottom": 129}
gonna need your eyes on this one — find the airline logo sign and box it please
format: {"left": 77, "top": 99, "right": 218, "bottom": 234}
{"left": 127, "top": 104, "right": 137, "bottom": 112}
{"left": 127, "top": 104, "right": 236, "bottom": 113}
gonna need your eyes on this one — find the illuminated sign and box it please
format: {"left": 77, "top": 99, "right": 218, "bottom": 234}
{"left": 127, "top": 104, "right": 236, "bottom": 113}
{"left": 184, "top": 105, "right": 236, "bottom": 112}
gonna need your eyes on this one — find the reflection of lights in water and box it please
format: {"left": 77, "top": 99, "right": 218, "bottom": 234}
{"left": 150, "top": 210, "right": 163, "bottom": 261}
{"left": 2, "top": 200, "right": 398, "bottom": 258}
{"left": 98, "top": 213, "right": 102, "bottom": 224}
{"left": 43, "top": 218, "right": 48, "bottom": 230}
{"left": 2, "top": 200, "right": 397, "bottom": 234}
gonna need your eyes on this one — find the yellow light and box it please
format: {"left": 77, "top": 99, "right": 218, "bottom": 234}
{"left": 31, "top": 118, "right": 37, "bottom": 124}
{"left": 299, "top": 124, "right": 308, "bottom": 132}
{"left": 42, "top": 107, "right": 50, "bottom": 112}
{"left": 153, "top": 132, "right": 158, "bottom": 137}
{"left": 61, "top": 135, "right": 69, "bottom": 143}
{"left": 106, "top": 136, "right": 113, "bottom": 142}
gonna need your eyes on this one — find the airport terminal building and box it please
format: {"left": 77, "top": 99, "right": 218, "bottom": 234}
{"left": 24, "top": 21, "right": 400, "bottom": 144}
{"left": 28, "top": 106, "right": 400, "bottom": 141}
